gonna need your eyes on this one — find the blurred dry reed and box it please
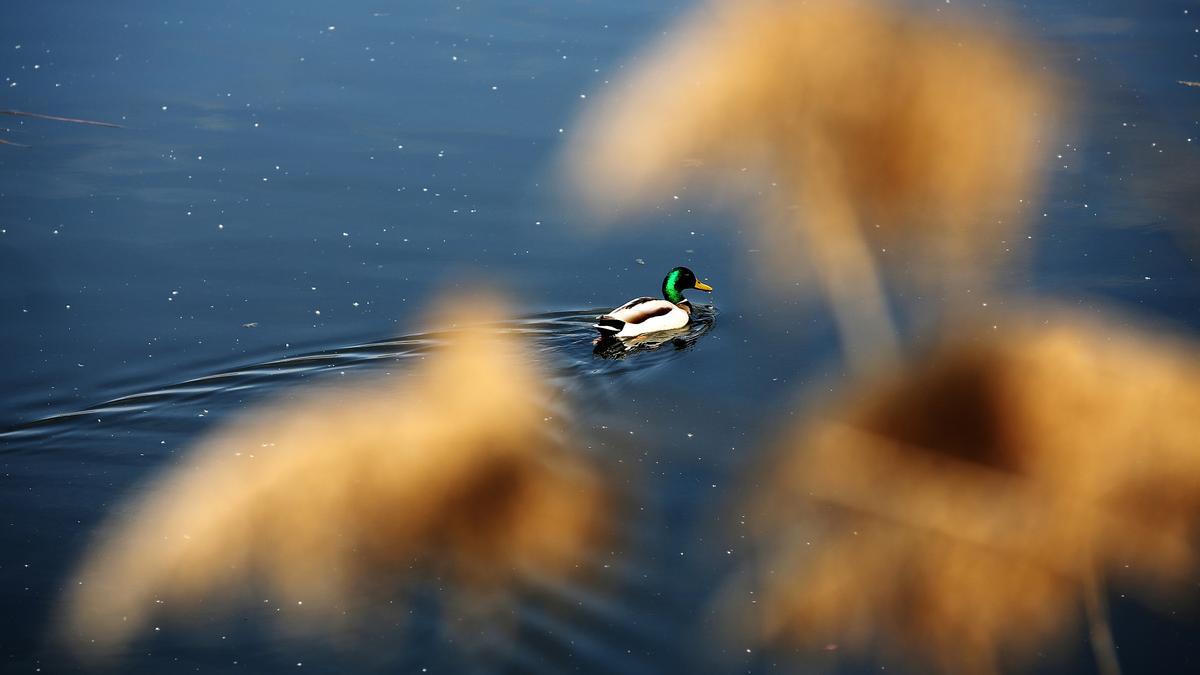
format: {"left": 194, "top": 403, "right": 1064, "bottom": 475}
{"left": 734, "top": 313, "right": 1200, "bottom": 674}
{"left": 564, "top": 0, "right": 1059, "bottom": 368}
{"left": 59, "top": 296, "right": 609, "bottom": 660}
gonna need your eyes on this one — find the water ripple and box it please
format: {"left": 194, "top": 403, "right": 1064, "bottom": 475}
{"left": 1, "top": 306, "right": 716, "bottom": 444}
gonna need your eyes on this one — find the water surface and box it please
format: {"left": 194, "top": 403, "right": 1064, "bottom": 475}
{"left": 2, "top": 0, "right": 1198, "bottom": 672}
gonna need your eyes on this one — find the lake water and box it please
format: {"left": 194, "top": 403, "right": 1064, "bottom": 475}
{"left": 2, "top": 0, "right": 1198, "bottom": 672}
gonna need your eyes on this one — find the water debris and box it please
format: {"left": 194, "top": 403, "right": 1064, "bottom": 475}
{"left": 733, "top": 310, "right": 1200, "bottom": 675}
{"left": 58, "top": 295, "right": 610, "bottom": 661}
{"left": 0, "top": 109, "right": 123, "bottom": 128}
{"left": 563, "top": 0, "right": 1060, "bottom": 369}
{"left": 1, "top": 109, "right": 123, "bottom": 147}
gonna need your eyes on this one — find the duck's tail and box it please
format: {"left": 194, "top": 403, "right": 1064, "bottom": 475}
{"left": 593, "top": 316, "right": 625, "bottom": 336}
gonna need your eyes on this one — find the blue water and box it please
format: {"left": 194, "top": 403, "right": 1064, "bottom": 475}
{"left": 2, "top": 0, "right": 1198, "bottom": 672}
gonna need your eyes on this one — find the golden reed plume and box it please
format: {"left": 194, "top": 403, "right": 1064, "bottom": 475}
{"left": 564, "top": 0, "right": 1059, "bottom": 367}
{"left": 732, "top": 312, "right": 1200, "bottom": 674}
{"left": 58, "top": 296, "right": 609, "bottom": 660}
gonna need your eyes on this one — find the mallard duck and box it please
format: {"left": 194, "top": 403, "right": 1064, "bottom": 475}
{"left": 595, "top": 266, "right": 713, "bottom": 338}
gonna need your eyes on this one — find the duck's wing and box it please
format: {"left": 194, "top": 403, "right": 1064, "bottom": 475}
{"left": 596, "top": 298, "right": 688, "bottom": 337}
{"left": 595, "top": 297, "right": 656, "bottom": 333}
{"left": 611, "top": 299, "right": 686, "bottom": 326}
{"left": 596, "top": 297, "right": 654, "bottom": 335}
{"left": 605, "top": 298, "right": 676, "bottom": 323}
{"left": 605, "top": 296, "right": 657, "bottom": 316}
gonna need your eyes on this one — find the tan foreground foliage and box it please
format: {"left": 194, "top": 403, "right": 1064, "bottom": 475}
{"left": 564, "top": 0, "right": 1059, "bottom": 365}
{"left": 739, "top": 314, "right": 1200, "bottom": 673}
{"left": 59, "top": 297, "right": 609, "bottom": 659}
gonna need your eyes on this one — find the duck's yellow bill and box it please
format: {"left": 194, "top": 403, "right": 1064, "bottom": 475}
{"left": 694, "top": 280, "right": 713, "bottom": 292}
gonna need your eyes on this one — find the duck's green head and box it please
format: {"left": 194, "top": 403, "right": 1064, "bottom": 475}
{"left": 662, "top": 266, "right": 713, "bottom": 303}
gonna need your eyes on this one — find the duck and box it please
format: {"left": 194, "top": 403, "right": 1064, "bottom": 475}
{"left": 595, "top": 266, "right": 713, "bottom": 339}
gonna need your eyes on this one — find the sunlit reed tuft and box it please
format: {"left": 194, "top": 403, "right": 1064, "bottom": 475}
{"left": 733, "top": 312, "right": 1200, "bottom": 674}
{"left": 564, "top": 0, "right": 1059, "bottom": 367}
{"left": 59, "top": 296, "right": 609, "bottom": 660}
